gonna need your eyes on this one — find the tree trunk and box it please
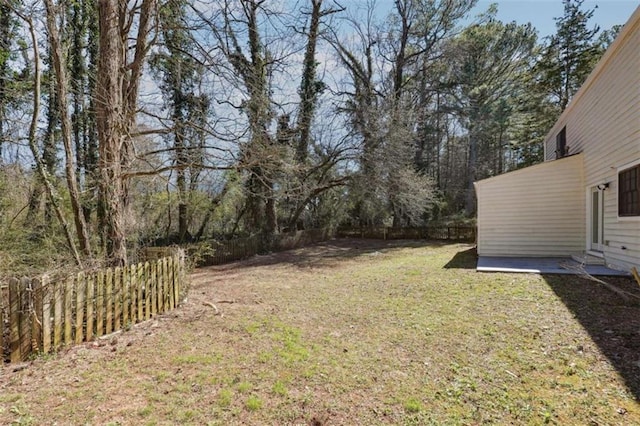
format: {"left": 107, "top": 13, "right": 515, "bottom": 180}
{"left": 174, "top": 93, "right": 189, "bottom": 241}
{"left": 15, "top": 8, "right": 82, "bottom": 265}
{"left": 42, "top": 80, "right": 57, "bottom": 227}
{"left": 465, "top": 125, "right": 478, "bottom": 217}
{"left": 96, "top": 0, "right": 127, "bottom": 266}
{"left": 84, "top": 0, "right": 99, "bottom": 224}
{"left": 44, "top": 0, "right": 92, "bottom": 258}
{"left": 296, "top": 0, "right": 323, "bottom": 164}
{"left": 95, "top": 0, "right": 155, "bottom": 265}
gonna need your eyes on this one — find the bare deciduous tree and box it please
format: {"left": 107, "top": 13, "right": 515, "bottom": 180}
{"left": 96, "top": 0, "right": 157, "bottom": 265}
{"left": 43, "top": 0, "right": 92, "bottom": 257}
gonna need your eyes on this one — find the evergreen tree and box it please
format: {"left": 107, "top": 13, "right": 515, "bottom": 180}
{"left": 448, "top": 20, "right": 536, "bottom": 215}
{"left": 536, "top": 0, "right": 601, "bottom": 110}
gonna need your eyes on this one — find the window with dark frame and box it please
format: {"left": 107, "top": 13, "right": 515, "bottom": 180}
{"left": 555, "top": 126, "right": 567, "bottom": 159}
{"left": 619, "top": 164, "right": 640, "bottom": 217}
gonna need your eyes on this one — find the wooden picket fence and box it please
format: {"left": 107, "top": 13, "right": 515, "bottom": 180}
{"left": 0, "top": 251, "right": 185, "bottom": 363}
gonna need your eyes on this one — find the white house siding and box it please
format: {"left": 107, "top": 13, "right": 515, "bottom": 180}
{"left": 475, "top": 154, "right": 585, "bottom": 257}
{"left": 541, "top": 6, "right": 640, "bottom": 271}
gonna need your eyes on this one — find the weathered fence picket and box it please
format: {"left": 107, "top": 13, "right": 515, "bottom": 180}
{"left": 64, "top": 276, "right": 73, "bottom": 345}
{"left": 85, "top": 273, "right": 94, "bottom": 342}
{"left": 75, "top": 272, "right": 85, "bottom": 344}
{"left": 105, "top": 268, "right": 113, "bottom": 335}
{"left": 122, "top": 267, "right": 129, "bottom": 330}
{"left": 32, "top": 278, "right": 43, "bottom": 353}
{"left": 53, "top": 280, "right": 62, "bottom": 349}
{"left": 96, "top": 271, "right": 104, "bottom": 338}
{"left": 41, "top": 276, "right": 51, "bottom": 354}
{"left": 157, "top": 259, "right": 163, "bottom": 313}
{"left": 18, "top": 278, "right": 30, "bottom": 360}
{"left": 9, "top": 278, "right": 20, "bottom": 362}
{"left": 150, "top": 261, "right": 157, "bottom": 317}
{"left": 144, "top": 262, "right": 151, "bottom": 321}
{"left": 137, "top": 263, "right": 144, "bottom": 321}
{"left": 129, "top": 264, "right": 136, "bottom": 324}
{"left": 168, "top": 257, "right": 175, "bottom": 309}
{"left": 0, "top": 251, "right": 185, "bottom": 363}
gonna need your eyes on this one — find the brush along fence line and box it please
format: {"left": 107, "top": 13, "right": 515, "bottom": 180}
{"left": 197, "top": 228, "right": 334, "bottom": 266}
{"left": 0, "top": 251, "right": 185, "bottom": 363}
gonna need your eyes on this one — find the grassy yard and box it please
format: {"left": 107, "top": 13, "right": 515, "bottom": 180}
{"left": 1, "top": 239, "right": 639, "bottom": 425}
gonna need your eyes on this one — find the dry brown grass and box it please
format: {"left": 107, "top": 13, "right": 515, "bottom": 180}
{"left": 1, "top": 239, "right": 639, "bottom": 425}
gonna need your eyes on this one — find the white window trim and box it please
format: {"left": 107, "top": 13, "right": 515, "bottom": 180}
{"left": 617, "top": 158, "right": 640, "bottom": 222}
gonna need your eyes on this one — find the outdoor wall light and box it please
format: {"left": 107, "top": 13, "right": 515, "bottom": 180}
{"left": 597, "top": 183, "right": 610, "bottom": 190}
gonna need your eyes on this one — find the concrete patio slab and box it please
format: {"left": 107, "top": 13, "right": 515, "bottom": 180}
{"left": 477, "top": 256, "right": 631, "bottom": 276}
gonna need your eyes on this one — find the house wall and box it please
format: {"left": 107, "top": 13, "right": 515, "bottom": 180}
{"left": 475, "top": 154, "right": 585, "bottom": 257}
{"left": 542, "top": 6, "right": 640, "bottom": 271}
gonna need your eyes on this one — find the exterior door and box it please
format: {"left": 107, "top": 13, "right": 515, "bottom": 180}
{"left": 589, "top": 187, "right": 604, "bottom": 252}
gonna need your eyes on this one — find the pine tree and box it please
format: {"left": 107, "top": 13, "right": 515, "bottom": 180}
{"left": 536, "top": 0, "right": 601, "bottom": 110}
{"left": 448, "top": 20, "right": 536, "bottom": 215}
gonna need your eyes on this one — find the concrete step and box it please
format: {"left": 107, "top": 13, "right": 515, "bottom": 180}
{"left": 571, "top": 254, "right": 605, "bottom": 265}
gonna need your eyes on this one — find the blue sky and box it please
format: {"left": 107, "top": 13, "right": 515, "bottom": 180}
{"left": 373, "top": 0, "right": 638, "bottom": 38}
{"left": 474, "top": 0, "right": 638, "bottom": 37}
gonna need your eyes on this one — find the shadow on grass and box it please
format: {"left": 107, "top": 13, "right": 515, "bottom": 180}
{"left": 443, "top": 247, "right": 477, "bottom": 269}
{"left": 543, "top": 274, "right": 640, "bottom": 400}
{"left": 200, "top": 238, "right": 451, "bottom": 272}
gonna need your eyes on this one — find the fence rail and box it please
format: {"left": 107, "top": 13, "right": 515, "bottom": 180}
{"left": 337, "top": 226, "right": 476, "bottom": 242}
{"left": 1, "top": 251, "right": 185, "bottom": 363}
